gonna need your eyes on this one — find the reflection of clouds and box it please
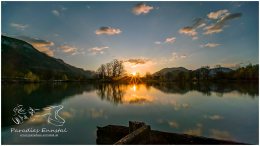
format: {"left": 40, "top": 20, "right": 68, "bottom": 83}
{"left": 184, "top": 123, "right": 203, "bottom": 136}
{"left": 156, "top": 119, "right": 179, "bottom": 129}
{"left": 168, "top": 121, "right": 179, "bottom": 128}
{"left": 210, "top": 129, "right": 234, "bottom": 140}
{"left": 204, "top": 114, "right": 224, "bottom": 120}
{"left": 169, "top": 100, "right": 190, "bottom": 111}
{"left": 181, "top": 103, "right": 190, "bottom": 109}
{"left": 26, "top": 107, "right": 74, "bottom": 126}
{"left": 26, "top": 109, "right": 50, "bottom": 125}
{"left": 27, "top": 115, "right": 47, "bottom": 125}
{"left": 123, "top": 94, "right": 153, "bottom": 104}
{"left": 89, "top": 108, "right": 105, "bottom": 119}
{"left": 157, "top": 119, "right": 165, "bottom": 124}
{"left": 60, "top": 111, "right": 73, "bottom": 119}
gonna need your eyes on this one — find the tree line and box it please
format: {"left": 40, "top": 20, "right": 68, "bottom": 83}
{"left": 144, "top": 64, "right": 259, "bottom": 82}
{"left": 96, "top": 59, "right": 125, "bottom": 79}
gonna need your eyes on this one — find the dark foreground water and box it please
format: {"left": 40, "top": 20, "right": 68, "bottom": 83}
{"left": 1, "top": 82, "right": 259, "bottom": 144}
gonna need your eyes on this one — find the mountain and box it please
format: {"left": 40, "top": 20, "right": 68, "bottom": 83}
{"left": 153, "top": 67, "right": 189, "bottom": 76}
{"left": 2, "top": 35, "right": 95, "bottom": 81}
{"left": 193, "top": 67, "right": 233, "bottom": 77}
{"left": 208, "top": 67, "right": 233, "bottom": 76}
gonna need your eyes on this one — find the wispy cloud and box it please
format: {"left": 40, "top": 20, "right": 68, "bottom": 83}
{"left": 124, "top": 58, "right": 150, "bottom": 65}
{"left": 179, "top": 18, "right": 205, "bottom": 40}
{"left": 52, "top": 6, "right": 67, "bottom": 17}
{"left": 154, "top": 41, "right": 162, "bottom": 45}
{"left": 179, "top": 27, "right": 198, "bottom": 40}
{"left": 52, "top": 10, "right": 60, "bottom": 16}
{"left": 201, "top": 43, "right": 220, "bottom": 48}
{"left": 95, "top": 27, "right": 122, "bottom": 35}
{"left": 207, "top": 9, "right": 229, "bottom": 20}
{"left": 17, "top": 36, "right": 54, "bottom": 56}
{"left": 164, "top": 37, "right": 176, "bottom": 43}
{"left": 132, "top": 3, "right": 154, "bottom": 15}
{"left": 204, "top": 11, "right": 242, "bottom": 35}
{"left": 10, "top": 23, "right": 28, "bottom": 30}
{"left": 170, "top": 52, "right": 187, "bottom": 60}
{"left": 88, "top": 46, "right": 108, "bottom": 55}
{"left": 59, "top": 45, "right": 77, "bottom": 54}
{"left": 155, "top": 37, "right": 176, "bottom": 45}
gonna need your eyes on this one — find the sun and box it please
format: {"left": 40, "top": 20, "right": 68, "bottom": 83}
{"left": 132, "top": 72, "right": 136, "bottom": 76}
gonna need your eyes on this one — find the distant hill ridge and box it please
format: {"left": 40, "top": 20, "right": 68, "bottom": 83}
{"left": 2, "top": 35, "right": 94, "bottom": 80}
{"left": 153, "top": 66, "right": 233, "bottom": 76}
{"left": 153, "top": 67, "right": 190, "bottom": 76}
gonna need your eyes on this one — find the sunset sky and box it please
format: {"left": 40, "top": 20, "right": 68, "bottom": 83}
{"left": 2, "top": 1, "right": 259, "bottom": 75}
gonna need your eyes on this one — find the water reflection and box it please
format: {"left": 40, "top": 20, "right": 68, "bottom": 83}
{"left": 149, "top": 82, "right": 259, "bottom": 97}
{"left": 2, "top": 83, "right": 96, "bottom": 127}
{"left": 94, "top": 82, "right": 258, "bottom": 105}
{"left": 95, "top": 83, "right": 126, "bottom": 105}
{"left": 1, "top": 81, "right": 258, "bottom": 144}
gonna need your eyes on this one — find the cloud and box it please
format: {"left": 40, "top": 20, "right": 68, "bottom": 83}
{"left": 203, "top": 24, "right": 223, "bottom": 34}
{"left": 201, "top": 43, "right": 220, "bottom": 48}
{"left": 192, "top": 18, "right": 206, "bottom": 28}
{"left": 52, "top": 10, "right": 60, "bottom": 16}
{"left": 59, "top": 45, "right": 77, "bottom": 54}
{"left": 88, "top": 46, "right": 108, "bottom": 55}
{"left": 10, "top": 23, "right": 28, "bottom": 30}
{"left": 204, "top": 114, "right": 224, "bottom": 120}
{"left": 124, "top": 58, "right": 150, "bottom": 65}
{"left": 52, "top": 6, "right": 67, "bottom": 16}
{"left": 95, "top": 27, "right": 121, "bottom": 35}
{"left": 156, "top": 37, "right": 176, "bottom": 45}
{"left": 170, "top": 52, "right": 187, "bottom": 60}
{"left": 154, "top": 41, "right": 161, "bottom": 45}
{"left": 179, "top": 27, "right": 198, "bottom": 40}
{"left": 207, "top": 9, "right": 229, "bottom": 20}
{"left": 179, "top": 18, "right": 205, "bottom": 40}
{"left": 17, "top": 36, "right": 54, "bottom": 56}
{"left": 132, "top": 3, "right": 154, "bottom": 15}
{"left": 180, "top": 55, "right": 187, "bottom": 59}
{"left": 164, "top": 37, "right": 176, "bottom": 43}
{"left": 204, "top": 12, "right": 242, "bottom": 35}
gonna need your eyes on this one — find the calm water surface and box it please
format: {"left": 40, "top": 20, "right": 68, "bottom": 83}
{"left": 1, "top": 82, "right": 259, "bottom": 144}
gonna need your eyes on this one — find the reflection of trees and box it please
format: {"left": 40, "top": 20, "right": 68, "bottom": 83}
{"left": 149, "top": 81, "right": 259, "bottom": 98}
{"left": 2, "top": 83, "right": 96, "bottom": 127}
{"left": 149, "top": 82, "right": 192, "bottom": 95}
{"left": 96, "top": 84, "right": 126, "bottom": 105}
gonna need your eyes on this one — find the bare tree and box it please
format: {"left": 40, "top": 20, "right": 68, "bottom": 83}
{"left": 97, "top": 64, "right": 106, "bottom": 79}
{"left": 117, "top": 60, "right": 125, "bottom": 77}
{"left": 97, "top": 59, "right": 125, "bottom": 79}
{"left": 105, "top": 63, "right": 112, "bottom": 77}
{"left": 112, "top": 59, "right": 119, "bottom": 77}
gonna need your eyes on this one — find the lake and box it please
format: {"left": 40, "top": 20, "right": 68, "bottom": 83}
{"left": 1, "top": 82, "right": 259, "bottom": 144}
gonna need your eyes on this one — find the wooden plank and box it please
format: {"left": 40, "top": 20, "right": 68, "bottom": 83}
{"left": 114, "top": 125, "right": 151, "bottom": 144}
